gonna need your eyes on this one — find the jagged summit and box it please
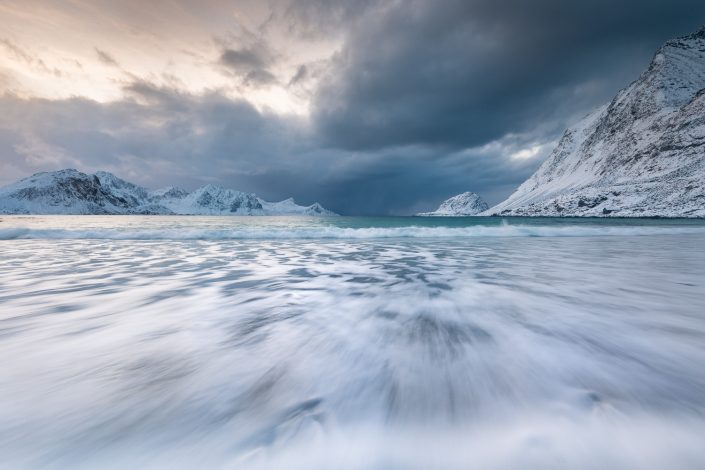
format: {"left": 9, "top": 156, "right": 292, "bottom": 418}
{"left": 486, "top": 26, "right": 705, "bottom": 218}
{"left": 0, "top": 170, "right": 338, "bottom": 216}
{"left": 683, "top": 24, "right": 705, "bottom": 39}
{"left": 258, "top": 197, "right": 336, "bottom": 216}
{"left": 417, "top": 192, "right": 489, "bottom": 216}
{"left": 150, "top": 186, "right": 189, "bottom": 199}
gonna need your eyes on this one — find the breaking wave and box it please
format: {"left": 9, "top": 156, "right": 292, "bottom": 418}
{"left": 2, "top": 224, "right": 705, "bottom": 240}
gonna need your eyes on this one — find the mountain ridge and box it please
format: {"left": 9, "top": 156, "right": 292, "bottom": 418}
{"left": 484, "top": 26, "right": 705, "bottom": 218}
{"left": 0, "top": 169, "right": 338, "bottom": 216}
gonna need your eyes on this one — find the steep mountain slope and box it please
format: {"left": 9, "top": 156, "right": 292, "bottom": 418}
{"left": 486, "top": 26, "right": 705, "bottom": 217}
{"left": 0, "top": 170, "right": 337, "bottom": 216}
{"left": 417, "top": 192, "right": 489, "bottom": 216}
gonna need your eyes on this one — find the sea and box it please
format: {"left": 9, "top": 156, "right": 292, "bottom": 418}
{"left": 1, "top": 215, "right": 705, "bottom": 469}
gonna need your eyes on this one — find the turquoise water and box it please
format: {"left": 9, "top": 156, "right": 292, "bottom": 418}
{"left": 2, "top": 214, "right": 705, "bottom": 239}
{"left": 1, "top": 216, "right": 705, "bottom": 468}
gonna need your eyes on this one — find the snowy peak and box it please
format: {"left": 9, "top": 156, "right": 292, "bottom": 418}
{"left": 643, "top": 28, "right": 705, "bottom": 107}
{"left": 0, "top": 170, "right": 338, "bottom": 216}
{"left": 487, "top": 26, "right": 705, "bottom": 218}
{"left": 417, "top": 192, "right": 489, "bottom": 216}
{"left": 95, "top": 171, "right": 152, "bottom": 207}
{"left": 259, "top": 197, "right": 338, "bottom": 216}
{"left": 149, "top": 186, "right": 189, "bottom": 199}
{"left": 0, "top": 169, "right": 156, "bottom": 215}
{"left": 689, "top": 24, "right": 705, "bottom": 38}
{"left": 164, "top": 185, "right": 264, "bottom": 215}
{"left": 305, "top": 202, "right": 336, "bottom": 216}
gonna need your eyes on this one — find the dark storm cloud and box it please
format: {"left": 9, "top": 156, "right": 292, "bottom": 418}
{"left": 3, "top": 0, "right": 705, "bottom": 214}
{"left": 310, "top": 0, "right": 705, "bottom": 150}
{"left": 0, "top": 79, "right": 542, "bottom": 214}
{"left": 0, "top": 84, "right": 303, "bottom": 190}
{"left": 287, "top": 144, "right": 544, "bottom": 215}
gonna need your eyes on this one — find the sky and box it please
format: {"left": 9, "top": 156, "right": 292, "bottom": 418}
{"left": 1, "top": 0, "right": 704, "bottom": 214}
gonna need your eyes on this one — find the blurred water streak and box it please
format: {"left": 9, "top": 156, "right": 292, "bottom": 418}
{"left": 1, "top": 216, "right": 704, "bottom": 469}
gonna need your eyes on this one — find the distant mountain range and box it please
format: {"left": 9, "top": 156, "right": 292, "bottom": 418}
{"left": 0, "top": 169, "right": 337, "bottom": 216}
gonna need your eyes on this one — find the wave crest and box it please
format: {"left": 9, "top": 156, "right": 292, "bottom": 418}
{"left": 2, "top": 225, "right": 705, "bottom": 240}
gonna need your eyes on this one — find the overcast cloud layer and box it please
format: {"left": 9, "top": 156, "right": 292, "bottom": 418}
{"left": 1, "top": 0, "right": 704, "bottom": 214}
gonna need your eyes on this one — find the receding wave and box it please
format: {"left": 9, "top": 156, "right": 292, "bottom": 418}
{"left": 2, "top": 224, "right": 705, "bottom": 240}
{"left": 2, "top": 223, "right": 705, "bottom": 468}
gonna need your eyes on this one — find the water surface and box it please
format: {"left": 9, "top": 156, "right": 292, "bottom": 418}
{"left": 1, "top": 216, "right": 704, "bottom": 469}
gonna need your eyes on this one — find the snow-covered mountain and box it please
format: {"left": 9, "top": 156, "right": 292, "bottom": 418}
{"left": 258, "top": 198, "right": 334, "bottom": 216}
{"left": 154, "top": 184, "right": 266, "bottom": 216}
{"left": 486, "top": 26, "right": 705, "bottom": 218}
{"left": 417, "top": 192, "right": 489, "bottom": 216}
{"left": 0, "top": 169, "right": 338, "bottom": 216}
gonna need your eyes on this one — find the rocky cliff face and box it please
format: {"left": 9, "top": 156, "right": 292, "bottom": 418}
{"left": 0, "top": 170, "right": 338, "bottom": 216}
{"left": 486, "top": 26, "right": 705, "bottom": 218}
{"left": 417, "top": 192, "right": 489, "bottom": 216}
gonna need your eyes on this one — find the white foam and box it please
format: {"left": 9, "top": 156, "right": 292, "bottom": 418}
{"left": 1, "top": 232, "right": 705, "bottom": 468}
{"left": 2, "top": 224, "right": 705, "bottom": 240}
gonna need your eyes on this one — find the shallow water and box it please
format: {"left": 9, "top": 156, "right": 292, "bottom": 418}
{"left": 1, "top": 216, "right": 705, "bottom": 469}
